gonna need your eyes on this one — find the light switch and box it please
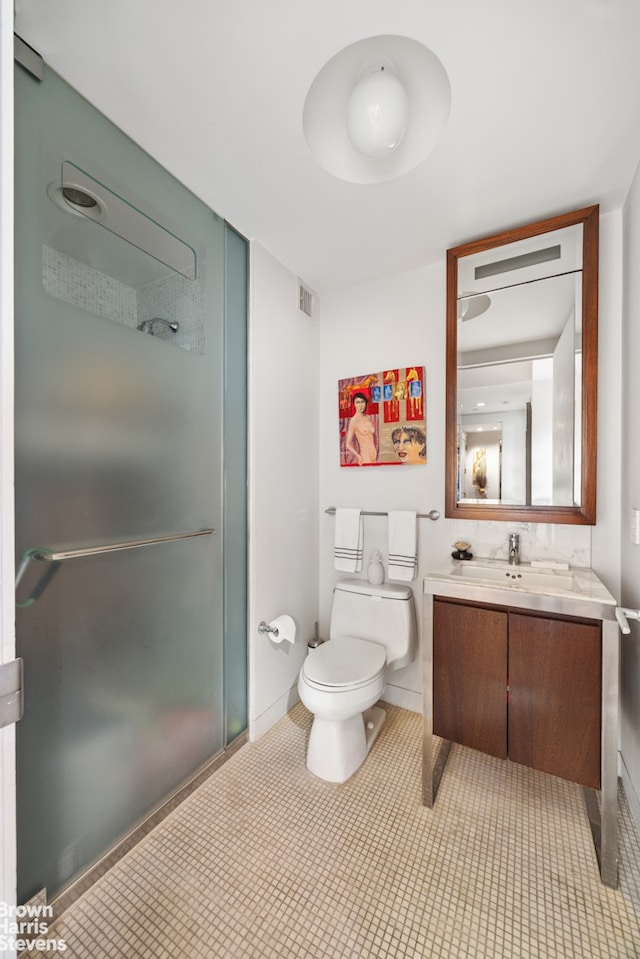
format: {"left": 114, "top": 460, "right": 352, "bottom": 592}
{"left": 632, "top": 507, "right": 640, "bottom": 546}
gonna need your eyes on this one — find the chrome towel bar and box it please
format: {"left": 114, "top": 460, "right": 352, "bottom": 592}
{"left": 16, "top": 529, "right": 215, "bottom": 607}
{"left": 325, "top": 507, "right": 440, "bottom": 521}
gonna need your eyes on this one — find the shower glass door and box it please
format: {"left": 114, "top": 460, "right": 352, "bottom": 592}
{"left": 14, "top": 61, "right": 245, "bottom": 903}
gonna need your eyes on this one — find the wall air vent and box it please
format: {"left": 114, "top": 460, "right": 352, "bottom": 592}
{"left": 298, "top": 280, "right": 315, "bottom": 318}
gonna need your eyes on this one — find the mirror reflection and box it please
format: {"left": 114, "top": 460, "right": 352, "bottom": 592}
{"left": 445, "top": 206, "right": 598, "bottom": 525}
{"left": 458, "top": 268, "right": 582, "bottom": 507}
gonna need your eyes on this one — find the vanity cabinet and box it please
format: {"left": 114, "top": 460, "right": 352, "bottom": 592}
{"left": 423, "top": 563, "right": 619, "bottom": 887}
{"left": 432, "top": 597, "right": 601, "bottom": 789}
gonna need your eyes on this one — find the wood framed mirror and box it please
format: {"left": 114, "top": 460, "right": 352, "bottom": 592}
{"left": 445, "top": 205, "right": 598, "bottom": 525}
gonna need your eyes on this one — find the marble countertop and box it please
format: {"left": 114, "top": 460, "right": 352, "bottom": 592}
{"left": 423, "top": 558, "right": 617, "bottom": 620}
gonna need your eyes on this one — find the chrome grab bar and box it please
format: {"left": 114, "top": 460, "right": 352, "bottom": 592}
{"left": 325, "top": 506, "right": 440, "bottom": 521}
{"left": 16, "top": 529, "right": 216, "bottom": 607}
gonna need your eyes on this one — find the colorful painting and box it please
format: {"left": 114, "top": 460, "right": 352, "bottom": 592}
{"left": 338, "top": 366, "right": 426, "bottom": 467}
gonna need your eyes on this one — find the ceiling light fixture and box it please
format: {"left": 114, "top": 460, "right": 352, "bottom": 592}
{"left": 303, "top": 35, "right": 451, "bottom": 184}
{"left": 346, "top": 65, "right": 408, "bottom": 158}
{"left": 458, "top": 293, "right": 492, "bottom": 321}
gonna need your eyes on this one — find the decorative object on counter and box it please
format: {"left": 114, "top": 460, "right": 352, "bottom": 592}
{"left": 388, "top": 510, "right": 418, "bottom": 581}
{"left": 338, "top": 366, "right": 426, "bottom": 467}
{"left": 451, "top": 540, "right": 473, "bottom": 560}
{"left": 367, "top": 548, "right": 385, "bottom": 585}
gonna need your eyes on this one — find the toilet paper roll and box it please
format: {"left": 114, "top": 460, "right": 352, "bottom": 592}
{"left": 268, "top": 614, "right": 296, "bottom": 645}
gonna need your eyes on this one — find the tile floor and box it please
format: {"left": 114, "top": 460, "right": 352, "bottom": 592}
{"left": 22, "top": 703, "right": 640, "bottom": 958}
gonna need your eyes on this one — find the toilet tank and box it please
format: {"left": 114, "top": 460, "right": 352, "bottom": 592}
{"left": 329, "top": 579, "right": 417, "bottom": 671}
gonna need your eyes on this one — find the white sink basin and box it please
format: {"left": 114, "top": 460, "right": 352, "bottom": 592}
{"left": 424, "top": 559, "right": 616, "bottom": 609}
{"left": 449, "top": 562, "right": 575, "bottom": 593}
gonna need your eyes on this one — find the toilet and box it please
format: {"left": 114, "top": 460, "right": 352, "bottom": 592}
{"left": 297, "top": 578, "right": 417, "bottom": 782}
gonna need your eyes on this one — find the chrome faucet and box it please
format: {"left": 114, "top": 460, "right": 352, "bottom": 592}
{"left": 508, "top": 533, "right": 520, "bottom": 566}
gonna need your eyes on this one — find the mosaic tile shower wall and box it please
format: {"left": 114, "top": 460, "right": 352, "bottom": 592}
{"left": 42, "top": 244, "right": 206, "bottom": 353}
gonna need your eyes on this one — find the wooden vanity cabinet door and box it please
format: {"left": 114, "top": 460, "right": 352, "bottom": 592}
{"left": 508, "top": 612, "right": 601, "bottom": 789}
{"left": 433, "top": 599, "right": 508, "bottom": 759}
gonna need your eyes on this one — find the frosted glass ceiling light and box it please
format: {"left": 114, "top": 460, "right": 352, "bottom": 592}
{"left": 458, "top": 293, "right": 492, "bottom": 321}
{"left": 347, "top": 67, "right": 408, "bottom": 158}
{"left": 303, "top": 36, "right": 451, "bottom": 184}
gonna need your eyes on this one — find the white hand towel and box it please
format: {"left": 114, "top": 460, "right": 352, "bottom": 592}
{"left": 334, "top": 508, "right": 363, "bottom": 572}
{"left": 388, "top": 510, "right": 418, "bottom": 582}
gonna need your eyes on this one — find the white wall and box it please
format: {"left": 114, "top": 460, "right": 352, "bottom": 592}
{"left": 591, "top": 211, "right": 622, "bottom": 594}
{"left": 621, "top": 162, "right": 640, "bottom": 822}
{"left": 531, "top": 358, "right": 553, "bottom": 504}
{"left": 552, "top": 316, "right": 576, "bottom": 505}
{"left": 319, "top": 263, "right": 451, "bottom": 713}
{"left": 248, "top": 244, "right": 320, "bottom": 739}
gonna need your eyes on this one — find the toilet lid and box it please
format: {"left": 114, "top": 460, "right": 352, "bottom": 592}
{"left": 303, "top": 637, "right": 386, "bottom": 689}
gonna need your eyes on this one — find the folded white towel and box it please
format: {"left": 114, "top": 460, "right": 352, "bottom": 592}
{"left": 334, "top": 508, "right": 363, "bottom": 572}
{"left": 388, "top": 510, "right": 418, "bottom": 582}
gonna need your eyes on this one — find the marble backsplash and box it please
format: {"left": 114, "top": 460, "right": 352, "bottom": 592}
{"left": 447, "top": 519, "right": 591, "bottom": 568}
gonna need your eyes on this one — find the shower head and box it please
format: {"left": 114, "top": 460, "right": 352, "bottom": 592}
{"left": 47, "top": 180, "right": 106, "bottom": 222}
{"left": 137, "top": 317, "right": 179, "bottom": 335}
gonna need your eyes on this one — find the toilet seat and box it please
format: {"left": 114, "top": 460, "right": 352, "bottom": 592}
{"left": 302, "top": 637, "right": 386, "bottom": 690}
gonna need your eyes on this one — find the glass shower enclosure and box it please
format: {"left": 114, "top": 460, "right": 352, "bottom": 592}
{"left": 14, "top": 60, "right": 247, "bottom": 903}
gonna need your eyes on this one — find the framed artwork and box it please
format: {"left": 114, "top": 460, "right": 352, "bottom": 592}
{"left": 338, "top": 366, "right": 426, "bottom": 467}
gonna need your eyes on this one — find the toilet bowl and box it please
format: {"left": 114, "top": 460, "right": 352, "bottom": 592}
{"left": 298, "top": 636, "right": 387, "bottom": 782}
{"left": 298, "top": 579, "right": 416, "bottom": 783}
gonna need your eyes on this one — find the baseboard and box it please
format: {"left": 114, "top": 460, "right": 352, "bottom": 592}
{"left": 382, "top": 683, "right": 422, "bottom": 714}
{"left": 249, "top": 681, "right": 419, "bottom": 742}
{"left": 250, "top": 683, "right": 300, "bottom": 741}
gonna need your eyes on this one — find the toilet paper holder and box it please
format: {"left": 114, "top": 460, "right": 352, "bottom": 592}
{"left": 258, "top": 614, "right": 296, "bottom": 644}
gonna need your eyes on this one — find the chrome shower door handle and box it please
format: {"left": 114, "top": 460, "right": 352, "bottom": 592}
{"left": 15, "top": 528, "right": 216, "bottom": 607}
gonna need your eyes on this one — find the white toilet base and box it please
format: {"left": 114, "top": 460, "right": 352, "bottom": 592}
{"left": 363, "top": 704, "right": 386, "bottom": 752}
{"left": 306, "top": 704, "right": 387, "bottom": 783}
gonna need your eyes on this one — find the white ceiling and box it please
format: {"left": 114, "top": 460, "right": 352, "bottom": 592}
{"left": 13, "top": 0, "right": 640, "bottom": 295}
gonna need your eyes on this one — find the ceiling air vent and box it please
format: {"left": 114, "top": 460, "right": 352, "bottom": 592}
{"left": 298, "top": 280, "right": 314, "bottom": 318}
